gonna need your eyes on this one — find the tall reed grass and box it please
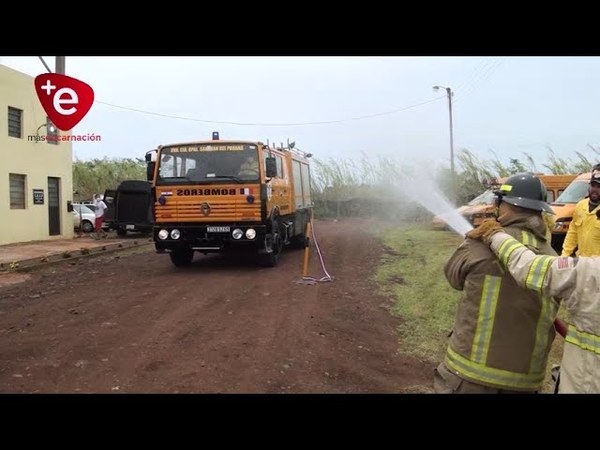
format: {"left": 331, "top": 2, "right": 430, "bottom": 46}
{"left": 311, "top": 147, "right": 600, "bottom": 219}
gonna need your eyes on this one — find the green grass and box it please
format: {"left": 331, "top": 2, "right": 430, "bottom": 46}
{"left": 374, "top": 225, "right": 565, "bottom": 392}
{"left": 374, "top": 226, "right": 463, "bottom": 363}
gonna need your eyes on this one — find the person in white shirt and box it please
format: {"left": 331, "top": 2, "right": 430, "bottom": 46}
{"left": 92, "top": 194, "right": 108, "bottom": 239}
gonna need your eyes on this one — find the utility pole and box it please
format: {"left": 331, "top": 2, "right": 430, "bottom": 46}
{"left": 55, "top": 56, "right": 65, "bottom": 75}
{"left": 446, "top": 87, "right": 455, "bottom": 178}
{"left": 433, "top": 85, "right": 456, "bottom": 201}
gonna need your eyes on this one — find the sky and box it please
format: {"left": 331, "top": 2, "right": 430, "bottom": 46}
{"left": 2, "top": 56, "right": 600, "bottom": 171}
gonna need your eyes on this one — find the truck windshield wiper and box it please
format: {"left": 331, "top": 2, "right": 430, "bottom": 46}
{"left": 159, "top": 176, "right": 191, "bottom": 181}
{"left": 208, "top": 175, "right": 243, "bottom": 183}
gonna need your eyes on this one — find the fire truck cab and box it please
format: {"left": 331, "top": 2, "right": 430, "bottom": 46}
{"left": 145, "top": 134, "right": 313, "bottom": 267}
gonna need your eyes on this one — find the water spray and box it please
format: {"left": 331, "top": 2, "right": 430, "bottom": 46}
{"left": 391, "top": 169, "right": 474, "bottom": 236}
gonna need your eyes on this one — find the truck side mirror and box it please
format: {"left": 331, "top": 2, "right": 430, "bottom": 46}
{"left": 145, "top": 149, "right": 156, "bottom": 162}
{"left": 265, "top": 156, "right": 277, "bottom": 178}
{"left": 147, "top": 161, "right": 156, "bottom": 182}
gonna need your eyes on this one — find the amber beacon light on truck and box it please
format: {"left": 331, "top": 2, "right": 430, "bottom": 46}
{"left": 145, "top": 132, "right": 313, "bottom": 268}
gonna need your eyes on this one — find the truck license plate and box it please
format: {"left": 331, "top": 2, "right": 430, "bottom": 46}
{"left": 206, "top": 226, "right": 230, "bottom": 233}
{"left": 126, "top": 224, "right": 135, "bottom": 230}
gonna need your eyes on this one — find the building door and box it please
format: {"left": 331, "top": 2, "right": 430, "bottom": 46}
{"left": 48, "top": 177, "right": 60, "bottom": 236}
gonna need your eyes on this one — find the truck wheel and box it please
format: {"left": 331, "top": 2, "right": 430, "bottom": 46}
{"left": 260, "top": 218, "right": 283, "bottom": 267}
{"left": 170, "top": 248, "right": 194, "bottom": 267}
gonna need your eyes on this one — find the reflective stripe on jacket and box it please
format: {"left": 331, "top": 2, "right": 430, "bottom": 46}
{"left": 444, "top": 213, "right": 559, "bottom": 391}
{"left": 491, "top": 231, "right": 600, "bottom": 393}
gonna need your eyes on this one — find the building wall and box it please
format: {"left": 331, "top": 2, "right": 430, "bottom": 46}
{"left": 0, "top": 64, "right": 73, "bottom": 245}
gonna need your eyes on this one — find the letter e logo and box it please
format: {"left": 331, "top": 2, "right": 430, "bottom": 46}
{"left": 34, "top": 73, "right": 94, "bottom": 131}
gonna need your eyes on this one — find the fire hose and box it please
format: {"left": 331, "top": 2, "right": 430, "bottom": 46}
{"left": 299, "top": 216, "right": 333, "bottom": 284}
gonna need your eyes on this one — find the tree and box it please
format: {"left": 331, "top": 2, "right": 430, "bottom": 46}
{"left": 73, "top": 157, "right": 146, "bottom": 200}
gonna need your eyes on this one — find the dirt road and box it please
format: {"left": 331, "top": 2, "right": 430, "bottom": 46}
{"left": 0, "top": 218, "right": 433, "bottom": 393}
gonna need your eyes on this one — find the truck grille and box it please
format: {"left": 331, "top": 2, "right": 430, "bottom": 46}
{"left": 155, "top": 199, "right": 260, "bottom": 222}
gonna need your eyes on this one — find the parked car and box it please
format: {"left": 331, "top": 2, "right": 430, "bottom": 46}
{"left": 550, "top": 172, "right": 592, "bottom": 252}
{"left": 72, "top": 204, "right": 96, "bottom": 233}
{"left": 73, "top": 201, "right": 96, "bottom": 211}
{"left": 72, "top": 202, "right": 112, "bottom": 230}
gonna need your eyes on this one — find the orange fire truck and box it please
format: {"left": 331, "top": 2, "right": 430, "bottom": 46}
{"left": 145, "top": 133, "right": 313, "bottom": 267}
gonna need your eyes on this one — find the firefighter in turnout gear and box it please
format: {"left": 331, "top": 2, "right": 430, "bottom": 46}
{"left": 561, "top": 164, "right": 600, "bottom": 257}
{"left": 467, "top": 220, "right": 600, "bottom": 393}
{"left": 434, "top": 173, "right": 559, "bottom": 393}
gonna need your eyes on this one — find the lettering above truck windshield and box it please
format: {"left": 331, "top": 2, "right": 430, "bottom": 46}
{"left": 156, "top": 143, "right": 259, "bottom": 185}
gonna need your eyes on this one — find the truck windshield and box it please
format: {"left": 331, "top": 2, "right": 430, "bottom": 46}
{"left": 467, "top": 190, "right": 496, "bottom": 206}
{"left": 156, "top": 143, "right": 259, "bottom": 186}
{"left": 554, "top": 180, "right": 589, "bottom": 204}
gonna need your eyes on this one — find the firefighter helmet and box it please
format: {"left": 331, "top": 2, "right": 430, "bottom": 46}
{"left": 494, "top": 172, "right": 554, "bottom": 214}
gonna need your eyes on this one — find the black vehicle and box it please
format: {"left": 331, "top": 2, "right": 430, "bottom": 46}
{"left": 104, "top": 180, "right": 153, "bottom": 236}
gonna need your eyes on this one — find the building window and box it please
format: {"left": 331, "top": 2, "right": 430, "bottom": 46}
{"left": 8, "top": 107, "right": 22, "bottom": 138}
{"left": 47, "top": 117, "right": 58, "bottom": 145}
{"left": 9, "top": 173, "right": 26, "bottom": 209}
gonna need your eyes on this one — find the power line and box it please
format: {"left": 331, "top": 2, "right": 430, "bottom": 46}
{"left": 455, "top": 58, "right": 497, "bottom": 94}
{"left": 95, "top": 97, "right": 443, "bottom": 127}
{"left": 454, "top": 59, "right": 504, "bottom": 106}
{"left": 460, "top": 59, "right": 503, "bottom": 99}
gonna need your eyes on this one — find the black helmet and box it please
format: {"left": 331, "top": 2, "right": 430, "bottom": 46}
{"left": 494, "top": 172, "right": 554, "bottom": 214}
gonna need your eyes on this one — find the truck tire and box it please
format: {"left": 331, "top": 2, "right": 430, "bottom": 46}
{"left": 170, "top": 248, "right": 194, "bottom": 267}
{"left": 260, "top": 218, "right": 283, "bottom": 267}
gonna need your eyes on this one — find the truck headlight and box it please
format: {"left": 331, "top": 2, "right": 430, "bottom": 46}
{"left": 170, "top": 229, "right": 181, "bottom": 239}
{"left": 158, "top": 229, "right": 169, "bottom": 240}
{"left": 232, "top": 228, "right": 243, "bottom": 239}
{"left": 245, "top": 228, "right": 256, "bottom": 239}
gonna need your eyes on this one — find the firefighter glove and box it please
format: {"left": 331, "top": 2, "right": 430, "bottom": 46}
{"left": 466, "top": 219, "right": 503, "bottom": 244}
